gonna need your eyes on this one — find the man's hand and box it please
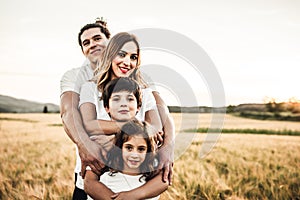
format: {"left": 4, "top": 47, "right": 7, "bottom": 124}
{"left": 78, "top": 139, "right": 105, "bottom": 178}
{"left": 158, "top": 144, "right": 174, "bottom": 185}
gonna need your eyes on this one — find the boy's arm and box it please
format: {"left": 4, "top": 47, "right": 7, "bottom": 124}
{"left": 111, "top": 172, "right": 169, "bottom": 200}
{"left": 79, "top": 102, "right": 124, "bottom": 135}
{"left": 60, "top": 91, "right": 104, "bottom": 176}
{"left": 84, "top": 170, "right": 115, "bottom": 200}
{"left": 152, "top": 91, "right": 175, "bottom": 184}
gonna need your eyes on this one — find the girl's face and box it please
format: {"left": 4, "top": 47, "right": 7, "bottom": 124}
{"left": 122, "top": 135, "right": 147, "bottom": 175}
{"left": 111, "top": 41, "right": 138, "bottom": 80}
{"left": 105, "top": 91, "right": 139, "bottom": 121}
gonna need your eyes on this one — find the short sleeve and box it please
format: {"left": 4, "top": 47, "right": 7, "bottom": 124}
{"left": 60, "top": 68, "right": 82, "bottom": 95}
{"left": 79, "top": 82, "right": 98, "bottom": 107}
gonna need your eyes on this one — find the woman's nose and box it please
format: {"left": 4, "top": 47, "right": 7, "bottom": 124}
{"left": 123, "top": 56, "right": 130, "bottom": 65}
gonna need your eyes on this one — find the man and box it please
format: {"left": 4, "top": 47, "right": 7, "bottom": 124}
{"left": 60, "top": 18, "right": 174, "bottom": 199}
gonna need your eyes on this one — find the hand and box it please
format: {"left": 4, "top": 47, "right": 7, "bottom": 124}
{"left": 158, "top": 144, "right": 174, "bottom": 185}
{"left": 154, "top": 131, "right": 164, "bottom": 147}
{"left": 111, "top": 191, "right": 140, "bottom": 200}
{"left": 77, "top": 139, "right": 105, "bottom": 178}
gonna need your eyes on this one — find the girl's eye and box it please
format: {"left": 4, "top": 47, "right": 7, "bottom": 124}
{"left": 126, "top": 146, "right": 133, "bottom": 151}
{"left": 138, "top": 147, "right": 146, "bottom": 152}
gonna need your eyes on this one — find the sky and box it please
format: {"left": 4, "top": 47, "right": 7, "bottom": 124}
{"left": 0, "top": 0, "right": 299, "bottom": 107}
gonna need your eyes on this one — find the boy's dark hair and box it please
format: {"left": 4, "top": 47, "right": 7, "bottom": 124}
{"left": 102, "top": 77, "right": 142, "bottom": 109}
{"left": 78, "top": 23, "right": 111, "bottom": 50}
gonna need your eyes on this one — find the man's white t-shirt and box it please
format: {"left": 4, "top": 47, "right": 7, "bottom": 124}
{"left": 87, "top": 172, "right": 159, "bottom": 200}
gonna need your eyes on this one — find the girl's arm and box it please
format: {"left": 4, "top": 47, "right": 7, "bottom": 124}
{"left": 79, "top": 102, "right": 124, "bottom": 135}
{"left": 111, "top": 172, "right": 169, "bottom": 200}
{"left": 84, "top": 170, "right": 115, "bottom": 200}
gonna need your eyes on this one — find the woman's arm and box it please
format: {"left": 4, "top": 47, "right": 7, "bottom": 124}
{"left": 84, "top": 170, "right": 115, "bottom": 200}
{"left": 79, "top": 102, "right": 124, "bottom": 135}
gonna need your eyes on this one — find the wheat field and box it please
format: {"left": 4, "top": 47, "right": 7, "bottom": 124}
{"left": 0, "top": 113, "right": 300, "bottom": 199}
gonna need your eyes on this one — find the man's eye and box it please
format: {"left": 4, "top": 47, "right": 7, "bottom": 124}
{"left": 82, "top": 41, "right": 89, "bottom": 46}
{"left": 94, "top": 37, "right": 102, "bottom": 41}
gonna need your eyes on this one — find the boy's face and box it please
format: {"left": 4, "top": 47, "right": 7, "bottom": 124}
{"left": 105, "top": 91, "right": 140, "bottom": 121}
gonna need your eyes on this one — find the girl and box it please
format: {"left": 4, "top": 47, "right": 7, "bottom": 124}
{"left": 87, "top": 120, "right": 161, "bottom": 200}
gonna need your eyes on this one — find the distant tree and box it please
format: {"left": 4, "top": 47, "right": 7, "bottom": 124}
{"left": 43, "top": 105, "right": 48, "bottom": 113}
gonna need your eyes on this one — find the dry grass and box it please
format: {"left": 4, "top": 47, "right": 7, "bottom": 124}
{"left": 0, "top": 113, "right": 300, "bottom": 199}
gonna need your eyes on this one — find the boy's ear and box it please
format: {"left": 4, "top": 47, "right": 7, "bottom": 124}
{"left": 136, "top": 106, "right": 141, "bottom": 113}
{"left": 105, "top": 106, "right": 110, "bottom": 114}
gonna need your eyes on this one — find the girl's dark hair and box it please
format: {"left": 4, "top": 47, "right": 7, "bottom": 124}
{"left": 102, "top": 77, "right": 142, "bottom": 109}
{"left": 106, "top": 120, "right": 158, "bottom": 181}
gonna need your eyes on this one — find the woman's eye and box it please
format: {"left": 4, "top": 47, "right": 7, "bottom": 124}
{"left": 131, "top": 55, "right": 138, "bottom": 60}
{"left": 118, "top": 52, "right": 126, "bottom": 57}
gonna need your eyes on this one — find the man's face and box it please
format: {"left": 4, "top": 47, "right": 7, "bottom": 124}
{"left": 80, "top": 27, "right": 108, "bottom": 69}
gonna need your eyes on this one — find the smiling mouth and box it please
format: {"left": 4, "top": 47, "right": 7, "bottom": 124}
{"left": 119, "top": 67, "right": 130, "bottom": 74}
{"left": 91, "top": 49, "right": 101, "bottom": 54}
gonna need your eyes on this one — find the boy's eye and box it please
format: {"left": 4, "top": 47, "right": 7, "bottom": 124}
{"left": 128, "top": 97, "right": 135, "bottom": 101}
{"left": 112, "top": 97, "right": 120, "bottom": 101}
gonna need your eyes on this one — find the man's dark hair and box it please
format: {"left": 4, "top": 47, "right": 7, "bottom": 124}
{"left": 78, "top": 23, "right": 111, "bottom": 49}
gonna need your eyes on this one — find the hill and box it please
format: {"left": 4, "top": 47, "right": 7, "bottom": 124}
{"left": 0, "top": 95, "right": 60, "bottom": 113}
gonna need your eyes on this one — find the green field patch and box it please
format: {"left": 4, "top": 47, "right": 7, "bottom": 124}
{"left": 185, "top": 127, "right": 300, "bottom": 136}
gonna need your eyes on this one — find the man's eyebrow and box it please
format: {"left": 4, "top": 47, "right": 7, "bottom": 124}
{"left": 82, "top": 35, "right": 102, "bottom": 43}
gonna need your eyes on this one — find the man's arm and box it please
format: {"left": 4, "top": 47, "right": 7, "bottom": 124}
{"left": 60, "top": 91, "right": 104, "bottom": 176}
{"left": 152, "top": 91, "right": 175, "bottom": 185}
{"left": 79, "top": 102, "right": 123, "bottom": 135}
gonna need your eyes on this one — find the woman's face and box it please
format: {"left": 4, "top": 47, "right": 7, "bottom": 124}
{"left": 111, "top": 41, "right": 139, "bottom": 80}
